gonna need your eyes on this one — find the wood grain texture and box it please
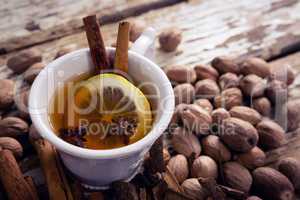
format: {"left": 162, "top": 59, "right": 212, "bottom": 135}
{"left": 0, "top": 0, "right": 184, "bottom": 54}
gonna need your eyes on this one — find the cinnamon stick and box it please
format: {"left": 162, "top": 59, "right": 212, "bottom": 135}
{"left": 0, "top": 149, "right": 38, "bottom": 200}
{"left": 24, "top": 176, "right": 39, "bottom": 199}
{"left": 34, "top": 139, "right": 73, "bottom": 200}
{"left": 83, "top": 15, "right": 110, "bottom": 73}
{"left": 114, "top": 21, "right": 130, "bottom": 73}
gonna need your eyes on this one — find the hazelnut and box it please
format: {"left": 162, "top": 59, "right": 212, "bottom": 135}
{"left": 241, "top": 57, "right": 270, "bottom": 78}
{"left": 220, "top": 117, "right": 258, "bottom": 152}
{"left": 191, "top": 155, "right": 218, "bottom": 179}
{"left": 171, "top": 127, "right": 201, "bottom": 158}
{"left": 181, "top": 178, "right": 209, "bottom": 200}
{"left": 211, "top": 56, "right": 240, "bottom": 74}
{"left": 201, "top": 135, "right": 231, "bottom": 162}
{"left": 167, "top": 154, "right": 189, "bottom": 183}
{"left": 256, "top": 119, "right": 285, "bottom": 150}
{"left": 165, "top": 65, "right": 197, "bottom": 84}
{"left": 240, "top": 74, "right": 266, "bottom": 98}
{"left": 229, "top": 106, "right": 261, "bottom": 125}
{"left": 194, "top": 64, "right": 219, "bottom": 81}
{"left": 211, "top": 108, "right": 230, "bottom": 124}
{"left": 252, "top": 97, "right": 272, "bottom": 117}
{"left": 219, "top": 73, "right": 240, "bottom": 90}
{"left": 195, "top": 79, "right": 220, "bottom": 100}
{"left": 0, "top": 137, "right": 23, "bottom": 158}
{"left": 129, "top": 20, "right": 146, "bottom": 42}
{"left": 223, "top": 162, "right": 252, "bottom": 193}
{"left": 180, "top": 104, "right": 212, "bottom": 135}
{"left": 159, "top": 28, "right": 182, "bottom": 52}
{"left": 7, "top": 49, "right": 42, "bottom": 74}
{"left": 163, "top": 148, "right": 171, "bottom": 165}
{"left": 23, "top": 62, "right": 45, "bottom": 83}
{"left": 193, "top": 99, "right": 213, "bottom": 114}
{"left": 252, "top": 167, "right": 294, "bottom": 200}
{"left": 265, "top": 80, "right": 287, "bottom": 104}
{"left": 278, "top": 157, "right": 300, "bottom": 191}
{"left": 214, "top": 88, "right": 243, "bottom": 110}
{"left": 55, "top": 45, "right": 76, "bottom": 59}
{"left": 15, "top": 89, "right": 30, "bottom": 120}
{"left": 170, "top": 103, "right": 189, "bottom": 125}
{"left": 174, "top": 83, "right": 195, "bottom": 105}
{"left": 286, "top": 99, "right": 300, "bottom": 131}
{"left": 246, "top": 196, "right": 262, "bottom": 200}
{"left": 235, "top": 146, "right": 266, "bottom": 169}
{"left": 270, "top": 64, "right": 295, "bottom": 85}
{"left": 0, "top": 117, "right": 29, "bottom": 137}
{"left": 0, "top": 79, "right": 15, "bottom": 109}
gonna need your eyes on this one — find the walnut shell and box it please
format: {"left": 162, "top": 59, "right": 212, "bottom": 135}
{"left": 159, "top": 28, "right": 182, "bottom": 52}
{"left": 241, "top": 57, "right": 270, "bottom": 78}
{"left": 23, "top": 62, "right": 45, "bottom": 83}
{"left": 174, "top": 83, "right": 195, "bottom": 105}
{"left": 219, "top": 72, "right": 240, "bottom": 90}
{"left": 0, "top": 137, "right": 23, "bottom": 158}
{"left": 0, "top": 79, "right": 15, "bottom": 109}
{"left": 252, "top": 97, "right": 272, "bottom": 117}
{"left": 167, "top": 154, "right": 189, "bottom": 183}
{"left": 193, "top": 99, "right": 213, "bottom": 114}
{"left": 211, "top": 56, "right": 240, "bottom": 74}
{"left": 239, "top": 74, "right": 266, "bottom": 98}
{"left": 7, "top": 49, "right": 42, "bottom": 74}
{"left": 165, "top": 65, "right": 197, "bottom": 84}
{"left": 252, "top": 167, "right": 294, "bottom": 200}
{"left": 229, "top": 106, "right": 261, "bottom": 125}
{"left": 211, "top": 108, "right": 230, "bottom": 124}
{"left": 223, "top": 162, "right": 252, "bottom": 193}
{"left": 286, "top": 99, "right": 300, "bottom": 131}
{"left": 278, "top": 157, "right": 300, "bottom": 191}
{"left": 256, "top": 119, "right": 285, "bottom": 150}
{"left": 236, "top": 146, "right": 265, "bottom": 169}
{"left": 195, "top": 79, "right": 220, "bottom": 100}
{"left": 194, "top": 64, "right": 219, "bottom": 81}
{"left": 214, "top": 88, "right": 243, "bottom": 110}
{"left": 0, "top": 117, "right": 29, "bottom": 137}
{"left": 171, "top": 127, "right": 201, "bottom": 158}
{"left": 180, "top": 104, "right": 212, "bottom": 135}
{"left": 201, "top": 135, "right": 231, "bottom": 162}
{"left": 265, "top": 80, "right": 287, "bottom": 104}
{"left": 181, "top": 178, "right": 209, "bottom": 200}
{"left": 220, "top": 117, "right": 258, "bottom": 152}
{"left": 191, "top": 155, "right": 218, "bottom": 179}
{"left": 270, "top": 64, "right": 295, "bottom": 85}
{"left": 129, "top": 20, "right": 146, "bottom": 42}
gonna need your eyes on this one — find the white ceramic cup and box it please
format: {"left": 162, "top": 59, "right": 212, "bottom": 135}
{"left": 29, "top": 28, "right": 174, "bottom": 188}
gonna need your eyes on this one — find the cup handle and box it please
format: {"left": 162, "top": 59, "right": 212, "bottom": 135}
{"left": 130, "top": 27, "right": 156, "bottom": 61}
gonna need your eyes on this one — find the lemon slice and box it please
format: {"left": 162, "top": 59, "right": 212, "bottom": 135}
{"left": 72, "top": 73, "right": 152, "bottom": 149}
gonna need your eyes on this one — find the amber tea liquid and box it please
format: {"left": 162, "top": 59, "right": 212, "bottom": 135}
{"left": 48, "top": 73, "right": 153, "bottom": 150}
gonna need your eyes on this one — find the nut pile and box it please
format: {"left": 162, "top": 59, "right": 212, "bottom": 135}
{"left": 162, "top": 56, "right": 300, "bottom": 200}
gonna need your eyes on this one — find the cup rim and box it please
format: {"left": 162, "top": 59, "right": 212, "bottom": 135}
{"left": 29, "top": 47, "right": 174, "bottom": 159}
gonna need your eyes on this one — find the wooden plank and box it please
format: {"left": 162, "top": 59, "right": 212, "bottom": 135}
{"left": 0, "top": 0, "right": 184, "bottom": 54}
{"left": 1, "top": 0, "right": 300, "bottom": 72}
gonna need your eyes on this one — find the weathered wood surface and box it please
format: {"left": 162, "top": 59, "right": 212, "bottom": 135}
{"left": 0, "top": 0, "right": 184, "bottom": 54}
{"left": 1, "top": 0, "right": 300, "bottom": 78}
